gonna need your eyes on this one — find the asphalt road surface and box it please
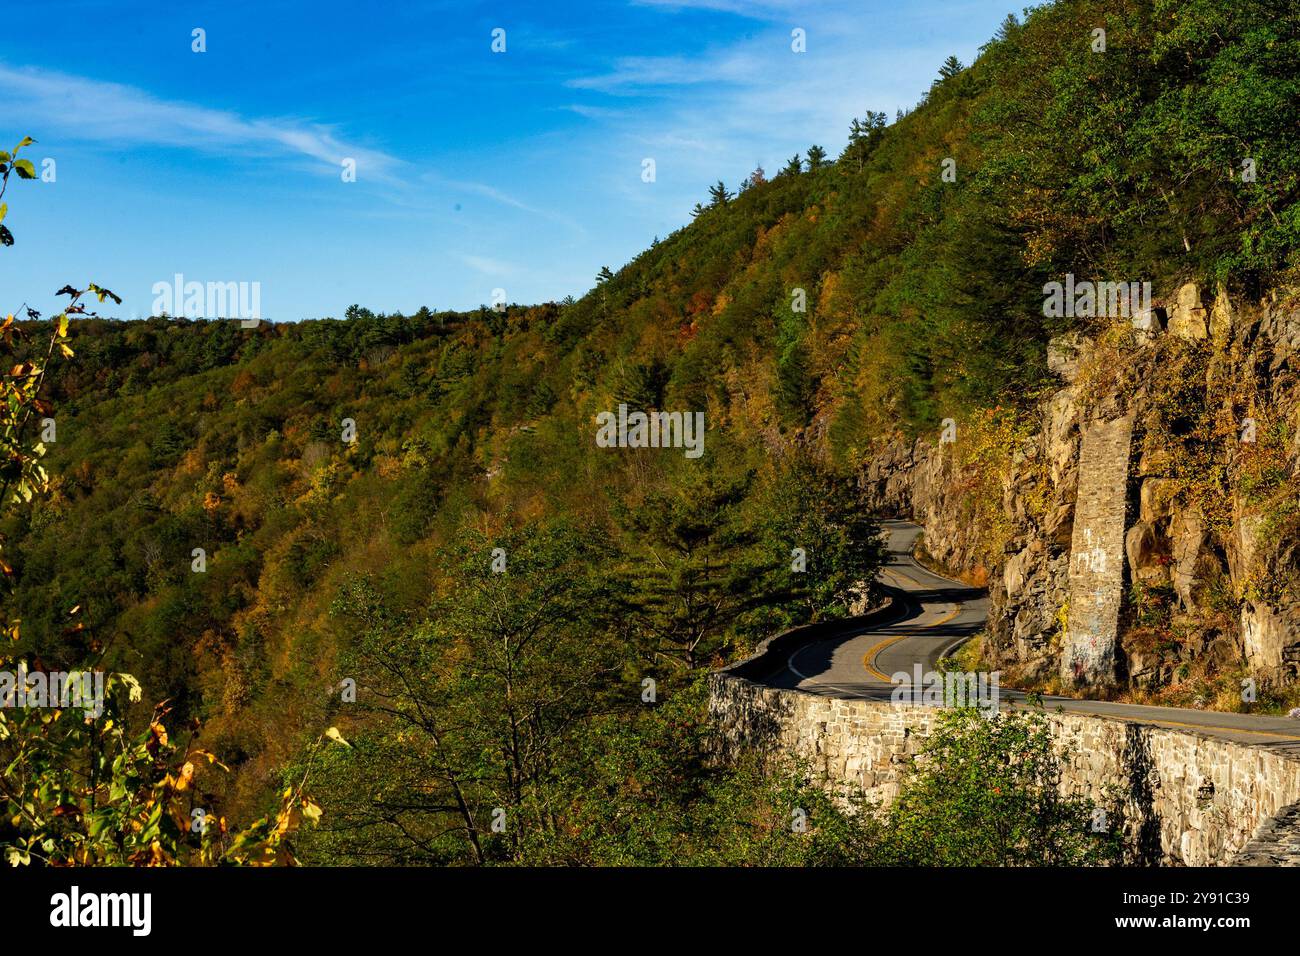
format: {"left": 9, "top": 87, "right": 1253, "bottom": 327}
{"left": 761, "top": 519, "right": 1300, "bottom": 753}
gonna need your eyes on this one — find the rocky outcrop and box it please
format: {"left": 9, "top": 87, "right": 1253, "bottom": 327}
{"left": 1167, "top": 282, "right": 1210, "bottom": 340}
{"left": 861, "top": 436, "right": 990, "bottom": 582}
{"left": 863, "top": 283, "right": 1300, "bottom": 692}
{"left": 863, "top": 358, "right": 1091, "bottom": 684}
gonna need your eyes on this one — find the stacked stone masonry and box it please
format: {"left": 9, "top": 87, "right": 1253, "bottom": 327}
{"left": 1062, "top": 414, "right": 1135, "bottom": 689}
{"left": 709, "top": 672, "right": 1300, "bottom": 866}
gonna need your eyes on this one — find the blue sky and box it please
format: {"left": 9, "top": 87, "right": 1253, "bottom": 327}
{"left": 0, "top": 0, "right": 1016, "bottom": 321}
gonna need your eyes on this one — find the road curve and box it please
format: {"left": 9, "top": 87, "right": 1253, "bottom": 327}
{"left": 761, "top": 519, "right": 1300, "bottom": 753}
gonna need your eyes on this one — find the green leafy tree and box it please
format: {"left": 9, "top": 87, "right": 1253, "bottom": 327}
{"left": 937, "top": 55, "right": 965, "bottom": 80}
{"left": 306, "top": 521, "right": 624, "bottom": 864}
{"left": 529, "top": 679, "right": 885, "bottom": 865}
{"left": 596, "top": 265, "right": 615, "bottom": 315}
{"left": 754, "top": 453, "right": 887, "bottom": 625}
{"left": 842, "top": 111, "right": 888, "bottom": 171}
{"left": 615, "top": 463, "right": 772, "bottom": 668}
{"left": 774, "top": 302, "right": 815, "bottom": 426}
{"left": 880, "top": 708, "right": 1122, "bottom": 866}
{"left": 994, "top": 12, "right": 1020, "bottom": 42}
{"left": 614, "top": 356, "right": 671, "bottom": 409}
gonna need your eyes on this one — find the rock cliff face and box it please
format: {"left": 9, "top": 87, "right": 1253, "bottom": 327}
{"left": 862, "top": 284, "right": 1300, "bottom": 694}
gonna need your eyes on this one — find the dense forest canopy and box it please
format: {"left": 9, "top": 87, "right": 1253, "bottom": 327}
{"left": 2, "top": 0, "right": 1298, "bottom": 864}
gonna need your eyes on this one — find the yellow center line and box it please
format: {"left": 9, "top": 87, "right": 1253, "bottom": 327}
{"left": 861, "top": 636, "right": 909, "bottom": 681}
{"left": 871, "top": 546, "right": 1300, "bottom": 742}
{"left": 862, "top": 604, "right": 961, "bottom": 681}
{"left": 931, "top": 606, "right": 961, "bottom": 628}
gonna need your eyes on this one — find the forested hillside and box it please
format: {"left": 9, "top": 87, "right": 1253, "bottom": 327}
{"left": 3, "top": 0, "right": 1298, "bottom": 864}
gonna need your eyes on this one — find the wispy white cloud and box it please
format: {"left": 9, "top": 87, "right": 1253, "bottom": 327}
{"left": 423, "top": 173, "right": 588, "bottom": 238}
{"left": 0, "top": 61, "right": 591, "bottom": 236}
{"left": 438, "top": 178, "right": 548, "bottom": 215}
{"left": 0, "top": 62, "right": 401, "bottom": 181}
{"left": 631, "top": 0, "right": 802, "bottom": 17}
{"left": 560, "top": 103, "right": 627, "bottom": 120}
{"left": 564, "top": 39, "right": 880, "bottom": 169}
{"left": 558, "top": 5, "right": 996, "bottom": 226}
{"left": 459, "top": 253, "right": 516, "bottom": 276}
{"left": 566, "top": 50, "right": 763, "bottom": 93}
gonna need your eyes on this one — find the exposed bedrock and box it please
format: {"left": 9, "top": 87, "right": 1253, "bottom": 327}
{"left": 862, "top": 283, "right": 1300, "bottom": 691}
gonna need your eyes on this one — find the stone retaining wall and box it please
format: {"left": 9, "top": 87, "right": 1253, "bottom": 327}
{"left": 709, "top": 670, "right": 1300, "bottom": 866}
{"left": 1233, "top": 800, "right": 1300, "bottom": 865}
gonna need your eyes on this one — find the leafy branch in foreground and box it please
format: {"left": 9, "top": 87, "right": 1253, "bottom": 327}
{"left": 0, "top": 132, "right": 336, "bottom": 866}
{"left": 0, "top": 135, "right": 38, "bottom": 249}
{"left": 0, "top": 677, "right": 348, "bottom": 866}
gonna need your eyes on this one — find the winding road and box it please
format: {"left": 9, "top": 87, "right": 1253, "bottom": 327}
{"left": 762, "top": 519, "right": 1300, "bottom": 753}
